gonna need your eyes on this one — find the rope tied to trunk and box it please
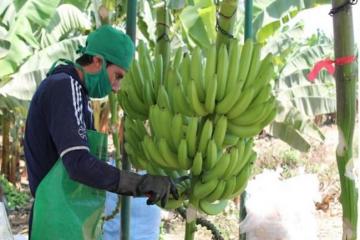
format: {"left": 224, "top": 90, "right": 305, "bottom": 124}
{"left": 216, "top": 18, "right": 235, "bottom": 39}
{"left": 329, "top": 0, "right": 358, "bottom": 16}
{"left": 156, "top": 22, "right": 171, "bottom": 42}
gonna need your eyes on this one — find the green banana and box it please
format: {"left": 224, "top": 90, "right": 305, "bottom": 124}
{"left": 158, "top": 107, "right": 176, "bottom": 151}
{"left": 216, "top": 44, "right": 229, "bottom": 101}
{"left": 158, "top": 138, "right": 180, "bottom": 169}
{"left": 204, "top": 74, "right": 218, "bottom": 113}
{"left": 243, "top": 43, "right": 262, "bottom": 89}
{"left": 225, "top": 40, "right": 241, "bottom": 94}
{"left": 223, "top": 147, "right": 239, "bottom": 178}
{"left": 199, "top": 199, "right": 228, "bottom": 215}
{"left": 120, "top": 92, "right": 147, "bottom": 120}
{"left": 186, "top": 117, "right": 198, "bottom": 157}
{"left": 227, "top": 122, "right": 262, "bottom": 138}
{"left": 160, "top": 194, "right": 185, "bottom": 210}
{"left": 222, "top": 134, "right": 240, "bottom": 148}
{"left": 205, "top": 180, "right": 226, "bottom": 202}
{"left": 237, "top": 39, "right": 253, "bottom": 87}
{"left": 213, "top": 115, "right": 227, "bottom": 148}
{"left": 157, "top": 85, "right": 171, "bottom": 111}
{"left": 164, "top": 68, "right": 178, "bottom": 109}
{"left": 259, "top": 103, "right": 277, "bottom": 127}
{"left": 173, "top": 84, "right": 195, "bottom": 116}
{"left": 191, "top": 152, "right": 203, "bottom": 176}
{"left": 198, "top": 119, "right": 213, "bottom": 155}
{"left": 253, "top": 97, "right": 276, "bottom": 125}
{"left": 191, "top": 48, "right": 205, "bottom": 101}
{"left": 179, "top": 54, "right": 191, "bottom": 91}
{"left": 178, "top": 139, "right": 191, "bottom": 170}
{"left": 138, "top": 41, "right": 154, "bottom": 84}
{"left": 204, "top": 45, "right": 217, "bottom": 88}
{"left": 153, "top": 54, "right": 164, "bottom": 95}
{"left": 232, "top": 139, "right": 254, "bottom": 176}
{"left": 215, "top": 80, "right": 243, "bottom": 114}
{"left": 226, "top": 88, "right": 255, "bottom": 119}
{"left": 171, "top": 113, "right": 184, "bottom": 147}
{"left": 202, "top": 152, "right": 230, "bottom": 182}
{"left": 131, "top": 61, "right": 145, "bottom": 99}
{"left": 192, "top": 178, "right": 219, "bottom": 199}
{"left": 149, "top": 105, "right": 161, "bottom": 137}
{"left": 204, "top": 139, "right": 218, "bottom": 170}
{"left": 220, "top": 177, "right": 237, "bottom": 200}
{"left": 230, "top": 157, "right": 255, "bottom": 198}
{"left": 250, "top": 53, "right": 275, "bottom": 95}
{"left": 173, "top": 47, "right": 184, "bottom": 68}
{"left": 230, "top": 101, "right": 269, "bottom": 126}
{"left": 143, "top": 79, "right": 155, "bottom": 106}
{"left": 250, "top": 83, "right": 272, "bottom": 107}
{"left": 188, "top": 80, "right": 208, "bottom": 116}
{"left": 142, "top": 136, "right": 169, "bottom": 168}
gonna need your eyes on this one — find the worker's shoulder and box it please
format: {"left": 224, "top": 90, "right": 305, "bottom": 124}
{"left": 43, "top": 72, "right": 78, "bottom": 92}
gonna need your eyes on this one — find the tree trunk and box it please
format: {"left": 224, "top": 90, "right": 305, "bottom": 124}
{"left": 332, "top": 0, "right": 358, "bottom": 239}
{"left": 1, "top": 109, "right": 10, "bottom": 179}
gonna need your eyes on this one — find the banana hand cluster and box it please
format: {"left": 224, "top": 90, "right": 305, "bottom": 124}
{"left": 119, "top": 40, "right": 277, "bottom": 214}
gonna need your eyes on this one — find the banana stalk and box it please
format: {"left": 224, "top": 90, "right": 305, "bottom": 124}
{"left": 332, "top": 1, "right": 358, "bottom": 239}
{"left": 216, "top": 0, "right": 239, "bottom": 48}
{"left": 155, "top": 3, "right": 170, "bottom": 73}
{"left": 185, "top": 205, "right": 197, "bottom": 240}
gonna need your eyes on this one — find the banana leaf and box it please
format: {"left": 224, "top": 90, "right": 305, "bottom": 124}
{"left": 168, "top": 0, "right": 186, "bottom": 9}
{"left": 270, "top": 105, "right": 326, "bottom": 151}
{"left": 0, "top": 0, "right": 61, "bottom": 78}
{"left": 40, "top": 4, "right": 91, "bottom": 48}
{"left": 61, "top": 0, "right": 90, "bottom": 11}
{"left": 0, "top": 39, "right": 10, "bottom": 59}
{"left": 270, "top": 121, "right": 311, "bottom": 152}
{"left": 0, "top": 36, "right": 86, "bottom": 102}
{"left": 138, "top": 1, "right": 156, "bottom": 47}
{"left": 252, "top": 0, "right": 331, "bottom": 37}
{"left": 291, "top": 96, "right": 336, "bottom": 117}
{"left": 179, "top": 1, "right": 215, "bottom": 49}
{"left": 0, "top": 94, "right": 28, "bottom": 117}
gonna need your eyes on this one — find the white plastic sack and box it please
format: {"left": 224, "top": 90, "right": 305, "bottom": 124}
{"left": 239, "top": 169, "right": 321, "bottom": 240}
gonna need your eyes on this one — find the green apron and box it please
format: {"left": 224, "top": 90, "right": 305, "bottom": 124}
{"left": 31, "top": 130, "right": 108, "bottom": 240}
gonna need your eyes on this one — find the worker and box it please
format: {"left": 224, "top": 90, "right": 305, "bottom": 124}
{"left": 24, "top": 25, "right": 178, "bottom": 240}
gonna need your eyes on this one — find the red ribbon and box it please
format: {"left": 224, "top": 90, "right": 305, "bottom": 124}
{"left": 307, "top": 55, "right": 356, "bottom": 82}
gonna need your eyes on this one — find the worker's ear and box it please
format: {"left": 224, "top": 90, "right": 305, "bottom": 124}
{"left": 92, "top": 56, "right": 103, "bottom": 70}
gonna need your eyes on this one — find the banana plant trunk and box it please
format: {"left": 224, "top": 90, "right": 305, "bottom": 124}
{"left": 1, "top": 109, "right": 10, "bottom": 179}
{"left": 216, "top": 0, "right": 239, "bottom": 48}
{"left": 332, "top": 1, "right": 358, "bottom": 239}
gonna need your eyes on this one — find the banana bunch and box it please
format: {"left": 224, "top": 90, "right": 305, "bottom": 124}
{"left": 189, "top": 139, "right": 256, "bottom": 215}
{"left": 119, "top": 39, "right": 278, "bottom": 215}
{"left": 118, "top": 41, "right": 163, "bottom": 120}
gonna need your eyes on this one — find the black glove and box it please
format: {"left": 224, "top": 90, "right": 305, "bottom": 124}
{"left": 116, "top": 171, "right": 179, "bottom": 207}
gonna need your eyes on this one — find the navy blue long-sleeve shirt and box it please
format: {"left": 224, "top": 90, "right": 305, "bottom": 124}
{"left": 24, "top": 64, "right": 120, "bottom": 197}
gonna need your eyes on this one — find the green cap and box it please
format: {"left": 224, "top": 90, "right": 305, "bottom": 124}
{"left": 81, "top": 25, "right": 135, "bottom": 71}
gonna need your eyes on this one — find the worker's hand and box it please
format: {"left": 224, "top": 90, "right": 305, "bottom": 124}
{"left": 116, "top": 171, "right": 179, "bottom": 207}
